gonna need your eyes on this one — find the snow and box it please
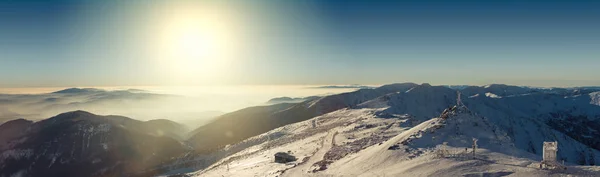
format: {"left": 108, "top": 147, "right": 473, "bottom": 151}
{"left": 187, "top": 108, "right": 408, "bottom": 176}
{"left": 164, "top": 83, "right": 600, "bottom": 176}
{"left": 191, "top": 105, "right": 600, "bottom": 176}
{"left": 97, "top": 124, "right": 111, "bottom": 132}
{"left": 327, "top": 148, "right": 600, "bottom": 177}
{"left": 467, "top": 84, "right": 533, "bottom": 97}
{"left": 100, "top": 143, "right": 108, "bottom": 150}
{"left": 0, "top": 149, "right": 33, "bottom": 162}
{"left": 485, "top": 92, "right": 502, "bottom": 98}
{"left": 186, "top": 108, "right": 600, "bottom": 176}
{"left": 590, "top": 92, "right": 600, "bottom": 106}
{"left": 8, "top": 170, "right": 26, "bottom": 177}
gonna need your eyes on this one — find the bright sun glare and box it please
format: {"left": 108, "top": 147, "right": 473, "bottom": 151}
{"left": 154, "top": 2, "right": 241, "bottom": 83}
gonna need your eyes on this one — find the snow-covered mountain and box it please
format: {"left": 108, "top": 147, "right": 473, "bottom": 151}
{"left": 461, "top": 84, "right": 535, "bottom": 97}
{"left": 353, "top": 84, "right": 600, "bottom": 165}
{"left": 187, "top": 83, "right": 418, "bottom": 151}
{"left": 463, "top": 90, "right": 600, "bottom": 165}
{"left": 2, "top": 83, "right": 600, "bottom": 176}
{"left": 176, "top": 83, "right": 600, "bottom": 176}
{"left": 266, "top": 96, "right": 320, "bottom": 104}
{"left": 191, "top": 102, "right": 600, "bottom": 176}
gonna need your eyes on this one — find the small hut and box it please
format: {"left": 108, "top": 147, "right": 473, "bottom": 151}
{"left": 274, "top": 152, "right": 297, "bottom": 163}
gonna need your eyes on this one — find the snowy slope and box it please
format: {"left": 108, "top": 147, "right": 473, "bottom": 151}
{"left": 169, "top": 83, "right": 600, "bottom": 176}
{"left": 321, "top": 106, "right": 600, "bottom": 176}
{"left": 187, "top": 108, "right": 411, "bottom": 176}
{"left": 464, "top": 91, "right": 600, "bottom": 165}
{"left": 300, "top": 83, "right": 419, "bottom": 115}
{"left": 353, "top": 84, "right": 600, "bottom": 165}
{"left": 357, "top": 84, "right": 457, "bottom": 121}
{"left": 188, "top": 105, "right": 600, "bottom": 177}
{"left": 187, "top": 83, "right": 418, "bottom": 151}
{"left": 461, "top": 84, "right": 533, "bottom": 97}
{"left": 591, "top": 91, "right": 600, "bottom": 106}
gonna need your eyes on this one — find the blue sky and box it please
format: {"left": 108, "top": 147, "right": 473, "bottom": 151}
{"left": 1, "top": 0, "right": 599, "bottom": 87}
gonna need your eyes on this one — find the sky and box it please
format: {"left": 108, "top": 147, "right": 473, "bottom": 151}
{"left": 1, "top": 0, "right": 599, "bottom": 88}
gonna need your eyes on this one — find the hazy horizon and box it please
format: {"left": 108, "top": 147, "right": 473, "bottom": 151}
{"left": 3, "top": 82, "right": 600, "bottom": 95}
{"left": 0, "top": 85, "right": 360, "bottom": 123}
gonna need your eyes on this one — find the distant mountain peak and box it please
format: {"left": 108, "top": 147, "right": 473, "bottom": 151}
{"left": 0, "top": 118, "right": 33, "bottom": 128}
{"left": 51, "top": 88, "right": 103, "bottom": 94}
{"left": 64, "top": 110, "right": 94, "bottom": 115}
{"left": 312, "top": 84, "right": 373, "bottom": 89}
{"left": 266, "top": 96, "right": 320, "bottom": 104}
{"left": 48, "top": 110, "right": 96, "bottom": 122}
{"left": 376, "top": 83, "right": 419, "bottom": 92}
{"left": 484, "top": 83, "right": 509, "bottom": 88}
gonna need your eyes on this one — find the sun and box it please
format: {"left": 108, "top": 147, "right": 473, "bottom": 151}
{"left": 166, "top": 16, "right": 224, "bottom": 72}
{"left": 153, "top": 2, "right": 242, "bottom": 83}
{"left": 177, "top": 27, "right": 218, "bottom": 60}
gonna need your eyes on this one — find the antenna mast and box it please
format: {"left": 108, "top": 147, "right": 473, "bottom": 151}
{"left": 457, "top": 91, "right": 463, "bottom": 107}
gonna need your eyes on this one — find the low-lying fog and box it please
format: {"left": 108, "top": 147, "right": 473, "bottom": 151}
{"left": 0, "top": 85, "right": 362, "bottom": 128}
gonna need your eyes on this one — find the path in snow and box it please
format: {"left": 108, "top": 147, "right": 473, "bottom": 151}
{"left": 283, "top": 129, "right": 338, "bottom": 176}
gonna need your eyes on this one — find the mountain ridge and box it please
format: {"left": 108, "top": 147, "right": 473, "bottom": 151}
{"left": 0, "top": 110, "right": 188, "bottom": 177}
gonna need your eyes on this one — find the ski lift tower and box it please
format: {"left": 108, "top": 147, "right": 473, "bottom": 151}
{"left": 457, "top": 91, "right": 463, "bottom": 107}
{"left": 455, "top": 91, "right": 472, "bottom": 114}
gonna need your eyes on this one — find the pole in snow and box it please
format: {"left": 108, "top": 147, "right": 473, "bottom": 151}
{"left": 472, "top": 138, "right": 478, "bottom": 158}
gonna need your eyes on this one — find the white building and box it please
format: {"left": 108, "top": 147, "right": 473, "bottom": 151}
{"left": 543, "top": 141, "right": 558, "bottom": 162}
{"left": 540, "top": 141, "right": 566, "bottom": 170}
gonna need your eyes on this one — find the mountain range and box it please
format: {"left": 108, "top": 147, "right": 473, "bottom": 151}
{"left": 1, "top": 83, "right": 600, "bottom": 176}
{"left": 0, "top": 88, "right": 223, "bottom": 128}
